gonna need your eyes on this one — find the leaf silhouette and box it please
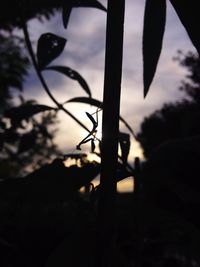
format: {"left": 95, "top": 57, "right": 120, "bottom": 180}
{"left": 119, "top": 132, "right": 130, "bottom": 166}
{"left": 76, "top": 112, "right": 98, "bottom": 151}
{"left": 69, "top": 0, "right": 106, "bottom": 11}
{"left": 62, "top": 0, "right": 106, "bottom": 29}
{"left": 119, "top": 116, "right": 137, "bottom": 140}
{"left": 4, "top": 104, "right": 56, "bottom": 128}
{"left": 65, "top": 96, "right": 102, "bottom": 107}
{"left": 65, "top": 97, "right": 136, "bottom": 138}
{"left": 143, "top": 0, "right": 166, "bottom": 98}
{"left": 62, "top": 4, "right": 72, "bottom": 29}
{"left": 91, "top": 139, "right": 96, "bottom": 153}
{"left": 76, "top": 137, "right": 93, "bottom": 150}
{"left": 116, "top": 169, "right": 133, "bottom": 182}
{"left": 37, "top": 33, "right": 67, "bottom": 69}
{"left": 86, "top": 112, "right": 97, "bottom": 127}
{"left": 170, "top": 1, "right": 200, "bottom": 56}
{"left": 45, "top": 66, "right": 91, "bottom": 97}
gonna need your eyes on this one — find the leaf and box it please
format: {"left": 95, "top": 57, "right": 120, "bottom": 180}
{"left": 116, "top": 169, "right": 133, "bottom": 182}
{"left": 70, "top": 0, "right": 106, "bottom": 11}
{"left": 143, "top": 0, "right": 166, "bottom": 98}
{"left": 62, "top": 4, "right": 72, "bottom": 29}
{"left": 119, "top": 132, "right": 130, "bottom": 166}
{"left": 65, "top": 96, "right": 102, "bottom": 107}
{"left": 91, "top": 139, "right": 95, "bottom": 153}
{"left": 65, "top": 97, "right": 136, "bottom": 138}
{"left": 86, "top": 112, "right": 97, "bottom": 127}
{"left": 4, "top": 104, "right": 56, "bottom": 128}
{"left": 76, "top": 137, "right": 93, "bottom": 150}
{"left": 62, "top": 0, "right": 106, "bottom": 29}
{"left": 37, "top": 33, "right": 67, "bottom": 69}
{"left": 119, "top": 116, "right": 137, "bottom": 140}
{"left": 45, "top": 66, "right": 91, "bottom": 97}
{"left": 170, "top": 1, "right": 200, "bottom": 56}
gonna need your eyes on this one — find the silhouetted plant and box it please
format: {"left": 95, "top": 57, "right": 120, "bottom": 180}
{"left": 0, "top": 98, "right": 59, "bottom": 177}
{"left": 0, "top": 33, "right": 60, "bottom": 177}
{"left": 1, "top": 0, "right": 200, "bottom": 267}
{"left": 138, "top": 51, "right": 200, "bottom": 157}
{"left": 0, "top": 33, "right": 29, "bottom": 109}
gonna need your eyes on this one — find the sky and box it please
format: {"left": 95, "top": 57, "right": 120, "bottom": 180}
{"left": 19, "top": 0, "right": 196, "bottom": 191}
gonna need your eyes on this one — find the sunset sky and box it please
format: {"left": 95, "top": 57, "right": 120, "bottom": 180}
{"left": 20, "top": 0, "right": 196, "bottom": 189}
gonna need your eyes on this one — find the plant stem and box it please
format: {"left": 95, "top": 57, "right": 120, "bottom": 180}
{"left": 96, "top": 0, "right": 125, "bottom": 266}
{"left": 21, "top": 16, "right": 135, "bottom": 175}
{"left": 21, "top": 19, "right": 91, "bottom": 134}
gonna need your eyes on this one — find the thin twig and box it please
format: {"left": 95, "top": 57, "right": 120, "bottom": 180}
{"left": 20, "top": 9, "right": 135, "bottom": 176}
{"left": 20, "top": 18, "right": 90, "bottom": 134}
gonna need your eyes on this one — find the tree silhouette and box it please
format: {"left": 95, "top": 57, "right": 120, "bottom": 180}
{"left": 137, "top": 51, "right": 200, "bottom": 158}
{"left": 0, "top": 33, "right": 29, "bottom": 109}
{"left": 1, "top": 1, "right": 200, "bottom": 266}
{"left": 0, "top": 33, "right": 59, "bottom": 177}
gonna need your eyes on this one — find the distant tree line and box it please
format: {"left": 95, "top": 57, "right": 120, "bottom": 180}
{"left": 137, "top": 51, "right": 200, "bottom": 158}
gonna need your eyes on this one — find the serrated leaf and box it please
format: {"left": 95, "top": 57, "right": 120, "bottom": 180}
{"left": 143, "top": 0, "right": 166, "bottom": 98}
{"left": 4, "top": 104, "right": 56, "bottom": 128}
{"left": 65, "top": 97, "right": 136, "bottom": 138}
{"left": 45, "top": 66, "right": 91, "bottom": 97}
{"left": 170, "top": 1, "right": 200, "bottom": 56}
{"left": 37, "top": 33, "right": 67, "bottom": 69}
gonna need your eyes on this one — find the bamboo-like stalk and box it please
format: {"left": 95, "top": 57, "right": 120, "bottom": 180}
{"left": 96, "top": 1, "right": 125, "bottom": 266}
{"left": 20, "top": 16, "right": 136, "bottom": 177}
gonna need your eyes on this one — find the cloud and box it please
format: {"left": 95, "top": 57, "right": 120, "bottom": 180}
{"left": 18, "top": 0, "right": 197, "bottom": 161}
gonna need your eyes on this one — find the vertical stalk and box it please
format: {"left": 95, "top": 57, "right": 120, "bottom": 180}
{"left": 96, "top": 0, "right": 125, "bottom": 266}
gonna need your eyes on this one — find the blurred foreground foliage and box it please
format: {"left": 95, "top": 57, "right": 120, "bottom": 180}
{"left": 0, "top": 32, "right": 60, "bottom": 177}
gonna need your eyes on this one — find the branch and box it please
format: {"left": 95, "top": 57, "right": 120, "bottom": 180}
{"left": 95, "top": 0, "right": 125, "bottom": 266}
{"left": 20, "top": 18, "right": 90, "bottom": 134}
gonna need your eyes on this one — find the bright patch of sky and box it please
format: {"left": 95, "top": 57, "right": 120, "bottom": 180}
{"left": 19, "top": 0, "right": 196, "bottom": 164}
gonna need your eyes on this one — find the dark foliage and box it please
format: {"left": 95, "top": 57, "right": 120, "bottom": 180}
{"left": 37, "top": 33, "right": 67, "bottom": 70}
{"left": 2, "top": 0, "right": 200, "bottom": 266}
{"left": 142, "top": 135, "right": 200, "bottom": 232}
{"left": 45, "top": 66, "right": 91, "bottom": 97}
{"left": 0, "top": 0, "right": 106, "bottom": 31}
{"left": 0, "top": 32, "right": 60, "bottom": 177}
{"left": 0, "top": 103, "right": 59, "bottom": 177}
{"left": 0, "top": 157, "right": 100, "bottom": 266}
{"left": 138, "top": 101, "right": 200, "bottom": 158}
{"left": 170, "top": 0, "right": 200, "bottom": 56}
{"left": 0, "top": 33, "right": 29, "bottom": 109}
{"left": 138, "top": 51, "right": 200, "bottom": 158}
{"left": 143, "top": 0, "right": 166, "bottom": 97}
